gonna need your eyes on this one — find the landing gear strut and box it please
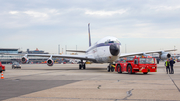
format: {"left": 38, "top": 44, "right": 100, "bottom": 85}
{"left": 107, "top": 63, "right": 114, "bottom": 72}
{"left": 79, "top": 60, "right": 86, "bottom": 69}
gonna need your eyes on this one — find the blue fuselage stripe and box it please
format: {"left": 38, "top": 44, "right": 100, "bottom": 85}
{"left": 86, "top": 43, "right": 121, "bottom": 53}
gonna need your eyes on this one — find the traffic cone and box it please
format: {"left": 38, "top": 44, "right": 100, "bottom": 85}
{"left": 1, "top": 71, "right": 4, "bottom": 79}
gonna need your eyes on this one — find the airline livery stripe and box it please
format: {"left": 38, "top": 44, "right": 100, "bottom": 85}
{"left": 86, "top": 43, "right": 121, "bottom": 53}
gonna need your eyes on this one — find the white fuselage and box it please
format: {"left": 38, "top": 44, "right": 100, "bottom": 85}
{"left": 86, "top": 36, "right": 121, "bottom": 63}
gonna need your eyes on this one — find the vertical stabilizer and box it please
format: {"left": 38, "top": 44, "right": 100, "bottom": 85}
{"left": 88, "top": 23, "right": 91, "bottom": 47}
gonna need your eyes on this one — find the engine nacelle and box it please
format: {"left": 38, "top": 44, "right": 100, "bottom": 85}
{"left": 21, "top": 56, "right": 29, "bottom": 64}
{"left": 160, "top": 52, "right": 171, "bottom": 60}
{"left": 47, "top": 59, "right": 54, "bottom": 66}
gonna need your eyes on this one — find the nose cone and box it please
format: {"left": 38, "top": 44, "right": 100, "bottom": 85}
{"left": 110, "top": 44, "right": 120, "bottom": 56}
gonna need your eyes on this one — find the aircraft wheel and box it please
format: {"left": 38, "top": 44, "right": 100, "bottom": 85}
{"left": 127, "top": 65, "right": 133, "bottom": 74}
{"left": 117, "top": 65, "right": 122, "bottom": 73}
{"left": 107, "top": 66, "right": 110, "bottom": 72}
{"left": 111, "top": 66, "right": 114, "bottom": 72}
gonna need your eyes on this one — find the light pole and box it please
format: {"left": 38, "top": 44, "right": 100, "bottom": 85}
{"left": 65, "top": 45, "right": 67, "bottom": 55}
{"left": 174, "top": 46, "right": 176, "bottom": 54}
{"left": 76, "top": 45, "right": 77, "bottom": 55}
{"left": 58, "top": 44, "right": 60, "bottom": 54}
{"left": 62, "top": 48, "right": 63, "bottom": 54}
{"left": 125, "top": 44, "right": 127, "bottom": 53}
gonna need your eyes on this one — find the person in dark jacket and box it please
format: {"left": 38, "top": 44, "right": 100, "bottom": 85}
{"left": 169, "top": 57, "right": 175, "bottom": 74}
{"left": 165, "top": 59, "right": 170, "bottom": 74}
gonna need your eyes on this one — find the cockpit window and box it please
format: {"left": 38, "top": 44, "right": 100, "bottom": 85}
{"left": 105, "top": 39, "right": 120, "bottom": 44}
{"left": 108, "top": 41, "right": 114, "bottom": 43}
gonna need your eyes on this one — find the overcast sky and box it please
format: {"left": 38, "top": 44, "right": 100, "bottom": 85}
{"left": 0, "top": 0, "right": 180, "bottom": 54}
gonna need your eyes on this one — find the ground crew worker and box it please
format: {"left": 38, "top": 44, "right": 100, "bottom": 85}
{"left": 157, "top": 58, "right": 160, "bottom": 64}
{"left": 169, "top": 57, "right": 175, "bottom": 74}
{"left": 165, "top": 59, "right": 170, "bottom": 74}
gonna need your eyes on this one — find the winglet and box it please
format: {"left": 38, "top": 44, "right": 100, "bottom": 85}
{"left": 88, "top": 23, "right": 91, "bottom": 47}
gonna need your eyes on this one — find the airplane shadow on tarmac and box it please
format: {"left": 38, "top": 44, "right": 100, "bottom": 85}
{"left": 117, "top": 72, "right": 153, "bottom": 75}
{"left": 19, "top": 68, "right": 106, "bottom": 71}
{"left": 18, "top": 68, "right": 154, "bottom": 75}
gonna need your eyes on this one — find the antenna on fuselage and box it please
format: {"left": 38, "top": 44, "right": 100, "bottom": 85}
{"left": 88, "top": 23, "right": 91, "bottom": 47}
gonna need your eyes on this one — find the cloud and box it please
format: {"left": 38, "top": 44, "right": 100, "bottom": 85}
{"left": 150, "top": 5, "right": 180, "bottom": 11}
{"left": 1, "top": 0, "right": 180, "bottom": 53}
{"left": 3, "top": 9, "right": 63, "bottom": 29}
{"left": 9, "top": 11, "right": 19, "bottom": 14}
{"left": 23, "top": 11, "right": 48, "bottom": 18}
{"left": 9, "top": 9, "right": 60, "bottom": 18}
{"left": 85, "top": 9, "right": 127, "bottom": 16}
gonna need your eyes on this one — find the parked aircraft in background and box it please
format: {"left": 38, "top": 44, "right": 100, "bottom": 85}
{"left": 21, "top": 23, "right": 177, "bottom": 72}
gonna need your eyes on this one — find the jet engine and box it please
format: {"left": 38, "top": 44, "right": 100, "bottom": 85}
{"left": 160, "top": 52, "right": 171, "bottom": 60}
{"left": 21, "top": 56, "right": 29, "bottom": 64}
{"left": 47, "top": 59, "right": 54, "bottom": 66}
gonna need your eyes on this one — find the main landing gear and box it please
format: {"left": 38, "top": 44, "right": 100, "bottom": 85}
{"left": 79, "top": 60, "right": 86, "bottom": 69}
{"left": 107, "top": 63, "right": 115, "bottom": 72}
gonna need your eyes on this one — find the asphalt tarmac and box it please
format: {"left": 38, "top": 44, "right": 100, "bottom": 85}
{"left": 0, "top": 62, "right": 180, "bottom": 101}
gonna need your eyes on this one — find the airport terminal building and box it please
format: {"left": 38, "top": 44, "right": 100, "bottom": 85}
{"left": 0, "top": 48, "right": 49, "bottom": 64}
{"left": 0, "top": 48, "right": 19, "bottom": 54}
{"left": 0, "top": 48, "right": 21, "bottom": 64}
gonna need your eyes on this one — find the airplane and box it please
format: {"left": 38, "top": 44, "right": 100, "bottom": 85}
{"left": 21, "top": 23, "right": 177, "bottom": 72}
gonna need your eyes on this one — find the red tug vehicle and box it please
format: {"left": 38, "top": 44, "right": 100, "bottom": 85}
{"left": 115, "top": 57, "right": 157, "bottom": 74}
{"left": 0, "top": 61, "right": 5, "bottom": 73}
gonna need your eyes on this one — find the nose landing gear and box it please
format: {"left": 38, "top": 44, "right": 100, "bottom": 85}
{"left": 107, "top": 63, "right": 115, "bottom": 72}
{"left": 79, "top": 60, "right": 86, "bottom": 69}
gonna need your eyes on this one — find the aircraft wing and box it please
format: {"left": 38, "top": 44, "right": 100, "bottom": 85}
{"left": 26, "top": 54, "right": 96, "bottom": 61}
{"left": 66, "top": 50, "right": 86, "bottom": 53}
{"left": 0, "top": 53, "right": 96, "bottom": 61}
{"left": 120, "top": 49, "right": 177, "bottom": 58}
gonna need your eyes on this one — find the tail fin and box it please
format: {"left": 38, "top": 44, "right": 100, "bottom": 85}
{"left": 88, "top": 23, "right": 91, "bottom": 47}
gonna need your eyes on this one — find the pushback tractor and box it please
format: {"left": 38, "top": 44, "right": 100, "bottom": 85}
{"left": 115, "top": 57, "right": 157, "bottom": 74}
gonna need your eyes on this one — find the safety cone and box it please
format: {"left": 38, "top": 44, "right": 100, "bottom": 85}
{"left": 1, "top": 71, "right": 4, "bottom": 79}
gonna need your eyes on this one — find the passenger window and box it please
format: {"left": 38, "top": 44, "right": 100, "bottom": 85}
{"left": 134, "top": 59, "right": 138, "bottom": 64}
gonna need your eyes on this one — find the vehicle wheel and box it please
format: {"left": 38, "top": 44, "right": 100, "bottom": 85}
{"left": 143, "top": 72, "right": 148, "bottom": 74}
{"left": 83, "top": 64, "right": 86, "bottom": 69}
{"left": 127, "top": 65, "right": 133, "bottom": 74}
{"left": 117, "top": 65, "right": 122, "bottom": 73}
{"left": 79, "top": 64, "right": 82, "bottom": 69}
{"left": 0, "top": 71, "right": 2, "bottom": 73}
{"left": 111, "top": 66, "right": 114, "bottom": 72}
{"left": 107, "top": 66, "right": 110, "bottom": 72}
